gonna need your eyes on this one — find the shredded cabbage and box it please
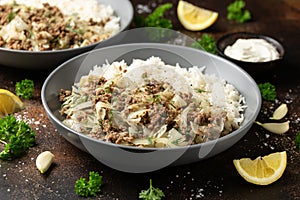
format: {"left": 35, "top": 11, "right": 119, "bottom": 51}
{"left": 60, "top": 57, "right": 247, "bottom": 148}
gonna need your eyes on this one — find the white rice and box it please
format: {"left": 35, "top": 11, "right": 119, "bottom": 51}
{"left": 61, "top": 56, "right": 247, "bottom": 147}
{"left": 88, "top": 56, "right": 246, "bottom": 129}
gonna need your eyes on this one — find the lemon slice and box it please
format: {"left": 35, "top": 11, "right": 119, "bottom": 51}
{"left": 0, "top": 89, "right": 24, "bottom": 117}
{"left": 233, "top": 151, "right": 287, "bottom": 185}
{"left": 177, "top": 0, "right": 218, "bottom": 31}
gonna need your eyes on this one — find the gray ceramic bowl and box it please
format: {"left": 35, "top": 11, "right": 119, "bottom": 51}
{"left": 41, "top": 43, "right": 262, "bottom": 173}
{"left": 0, "top": 0, "right": 133, "bottom": 70}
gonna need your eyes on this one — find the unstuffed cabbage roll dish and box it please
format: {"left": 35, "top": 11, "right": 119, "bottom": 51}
{"left": 59, "top": 57, "right": 247, "bottom": 148}
{"left": 0, "top": 0, "right": 120, "bottom": 51}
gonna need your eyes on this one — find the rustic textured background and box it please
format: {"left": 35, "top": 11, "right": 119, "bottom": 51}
{"left": 0, "top": 0, "right": 299, "bottom": 199}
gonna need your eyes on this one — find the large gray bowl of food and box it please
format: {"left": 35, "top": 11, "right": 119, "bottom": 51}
{"left": 41, "top": 43, "right": 261, "bottom": 173}
{"left": 0, "top": 0, "right": 133, "bottom": 69}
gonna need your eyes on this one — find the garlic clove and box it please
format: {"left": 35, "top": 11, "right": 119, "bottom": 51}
{"left": 270, "top": 103, "right": 288, "bottom": 120}
{"left": 255, "top": 121, "right": 290, "bottom": 134}
{"left": 36, "top": 151, "right": 54, "bottom": 174}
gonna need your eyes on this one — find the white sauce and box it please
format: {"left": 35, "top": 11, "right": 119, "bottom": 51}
{"left": 224, "top": 38, "right": 280, "bottom": 62}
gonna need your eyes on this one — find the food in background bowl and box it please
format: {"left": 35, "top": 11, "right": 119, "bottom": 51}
{"left": 0, "top": 0, "right": 120, "bottom": 51}
{"left": 59, "top": 57, "right": 246, "bottom": 148}
{"left": 0, "top": 0, "right": 133, "bottom": 69}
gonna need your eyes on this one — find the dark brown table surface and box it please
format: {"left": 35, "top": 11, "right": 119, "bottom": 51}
{"left": 0, "top": 0, "right": 300, "bottom": 199}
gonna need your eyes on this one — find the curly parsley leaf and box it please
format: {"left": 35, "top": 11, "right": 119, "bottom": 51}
{"left": 139, "top": 179, "right": 165, "bottom": 200}
{"left": 296, "top": 132, "right": 300, "bottom": 149}
{"left": 191, "top": 33, "right": 217, "bottom": 54}
{"left": 15, "top": 79, "right": 34, "bottom": 100}
{"left": 258, "top": 82, "right": 277, "bottom": 101}
{"left": 75, "top": 171, "right": 103, "bottom": 197}
{"left": 0, "top": 115, "right": 36, "bottom": 160}
{"left": 227, "top": 0, "right": 251, "bottom": 23}
{"left": 75, "top": 178, "right": 89, "bottom": 197}
{"left": 135, "top": 3, "right": 173, "bottom": 29}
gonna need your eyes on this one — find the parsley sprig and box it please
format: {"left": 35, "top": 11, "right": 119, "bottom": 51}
{"left": 135, "top": 3, "right": 173, "bottom": 29}
{"left": 258, "top": 82, "right": 277, "bottom": 101}
{"left": 75, "top": 171, "right": 103, "bottom": 197}
{"left": 139, "top": 179, "right": 165, "bottom": 200}
{"left": 296, "top": 132, "right": 300, "bottom": 149}
{"left": 227, "top": 0, "right": 251, "bottom": 23}
{"left": 191, "top": 34, "right": 217, "bottom": 54}
{"left": 0, "top": 115, "right": 36, "bottom": 160}
{"left": 15, "top": 79, "right": 34, "bottom": 100}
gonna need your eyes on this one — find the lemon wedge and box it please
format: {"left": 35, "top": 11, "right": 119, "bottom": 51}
{"left": 233, "top": 151, "right": 287, "bottom": 185}
{"left": 0, "top": 89, "right": 24, "bottom": 117}
{"left": 177, "top": 0, "right": 218, "bottom": 31}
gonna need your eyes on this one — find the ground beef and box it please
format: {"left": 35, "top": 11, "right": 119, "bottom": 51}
{"left": 0, "top": 3, "right": 111, "bottom": 50}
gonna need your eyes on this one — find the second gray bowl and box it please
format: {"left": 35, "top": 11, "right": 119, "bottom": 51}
{"left": 0, "top": 0, "right": 133, "bottom": 70}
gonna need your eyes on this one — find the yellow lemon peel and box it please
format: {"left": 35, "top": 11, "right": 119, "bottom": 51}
{"left": 0, "top": 89, "right": 24, "bottom": 117}
{"left": 177, "top": 0, "right": 218, "bottom": 31}
{"left": 233, "top": 151, "right": 287, "bottom": 185}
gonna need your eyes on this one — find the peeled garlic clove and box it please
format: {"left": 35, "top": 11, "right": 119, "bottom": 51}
{"left": 270, "top": 104, "right": 288, "bottom": 120}
{"left": 255, "top": 121, "right": 290, "bottom": 134}
{"left": 36, "top": 151, "right": 54, "bottom": 174}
